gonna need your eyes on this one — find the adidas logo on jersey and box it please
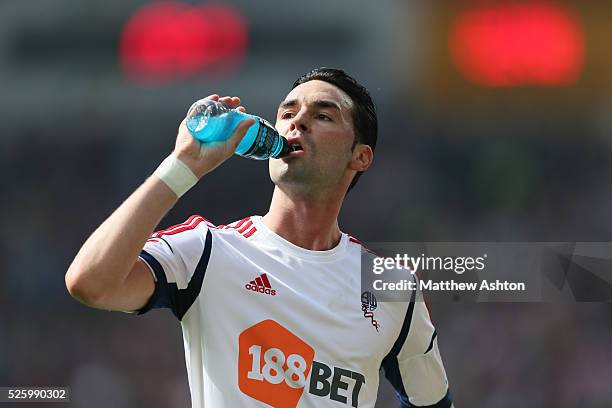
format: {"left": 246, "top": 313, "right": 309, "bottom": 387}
{"left": 245, "top": 273, "right": 276, "bottom": 296}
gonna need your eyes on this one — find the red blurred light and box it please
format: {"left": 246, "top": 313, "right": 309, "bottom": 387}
{"left": 119, "top": 2, "right": 247, "bottom": 84}
{"left": 449, "top": 3, "right": 585, "bottom": 87}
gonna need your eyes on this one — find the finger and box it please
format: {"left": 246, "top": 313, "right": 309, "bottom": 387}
{"left": 229, "top": 118, "right": 255, "bottom": 149}
{"left": 191, "top": 95, "right": 219, "bottom": 107}
{"left": 236, "top": 106, "right": 246, "bottom": 113}
{"left": 219, "top": 96, "right": 241, "bottom": 108}
{"left": 218, "top": 96, "right": 236, "bottom": 109}
{"left": 234, "top": 118, "right": 255, "bottom": 135}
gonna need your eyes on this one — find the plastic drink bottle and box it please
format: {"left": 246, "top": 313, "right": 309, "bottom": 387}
{"left": 185, "top": 99, "right": 292, "bottom": 160}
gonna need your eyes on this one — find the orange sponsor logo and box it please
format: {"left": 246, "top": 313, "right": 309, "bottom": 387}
{"left": 238, "top": 320, "right": 315, "bottom": 407}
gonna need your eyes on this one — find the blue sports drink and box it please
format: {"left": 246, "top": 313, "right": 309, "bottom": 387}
{"left": 185, "top": 99, "right": 292, "bottom": 160}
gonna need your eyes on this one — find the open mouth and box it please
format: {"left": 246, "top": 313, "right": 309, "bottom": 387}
{"left": 290, "top": 143, "right": 303, "bottom": 152}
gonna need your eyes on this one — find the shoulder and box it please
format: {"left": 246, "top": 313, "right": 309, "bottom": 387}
{"left": 346, "top": 233, "right": 379, "bottom": 258}
{"left": 152, "top": 215, "right": 259, "bottom": 238}
{"left": 211, "top": 216, "right": 258, "bottom": 239}
{"left": 148, "top": 215, "right": 257, "bottom": 253}
{"left": 151, "top": 214, "right": 213, "bottom": 238}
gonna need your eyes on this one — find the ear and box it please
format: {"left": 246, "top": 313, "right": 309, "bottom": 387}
{"left": 349, "top": 144, "right": 373, "bottom": 172}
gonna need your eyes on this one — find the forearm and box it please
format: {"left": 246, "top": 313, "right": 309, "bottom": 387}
{"left": 66, "top": 94, "right": 252, "bottom": 308}
{"left": 66, "top": 173, "right": 177, "bottom": 301}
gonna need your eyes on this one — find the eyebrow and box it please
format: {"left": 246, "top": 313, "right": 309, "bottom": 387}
{"left": 278, "top": 99, "right": 342, "bottom": 112}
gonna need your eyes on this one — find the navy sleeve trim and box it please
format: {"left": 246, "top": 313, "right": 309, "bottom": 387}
{"left": 174, "top": 229, "right": 213, "bottom": 320}
{"left": 137, "top": 250, "right": 172, "bottom": 314}
{"left": 380, "top": 276, "right": 452, "bottom": 408}
{"left": 388, "top": 281, "right": 417, "bottom": 357}
{"left": 159, "top": 237, "right": 174, "bottom": 253}
{"left": 425, "top": 331, "right": 437, "bottom": 354}
{"left": 136, "top": 230, "right": 213, "bottom": 320}
{"left": 380, "top": 275, "right": 417, "bottom": 398}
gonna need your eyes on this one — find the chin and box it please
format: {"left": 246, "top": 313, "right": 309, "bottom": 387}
{"left": 270, "top": 161, "right": 304, "bottom": 182}
{"left": 270, "top": 168, "right": 312, "bottom": 189}
{"left": 268, "top": 164, "right": 286, "bottom": 185}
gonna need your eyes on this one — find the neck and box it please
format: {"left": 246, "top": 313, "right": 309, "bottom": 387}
{"left": 262, "top": 186, "right": 344, "bottom": 251}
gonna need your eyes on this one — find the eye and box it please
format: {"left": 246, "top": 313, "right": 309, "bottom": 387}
{"left": 316, "top": 113, "right": 332, "bottom": 121}
{"left": 280, "top": 111, "right": 295, "bottom": 119}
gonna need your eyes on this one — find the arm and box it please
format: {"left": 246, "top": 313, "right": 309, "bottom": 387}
{"left": 65, "top": 95, "right": 254, "bottom": 312}
{"left": 381, "top": 289, "right": 453, "bottom": 408}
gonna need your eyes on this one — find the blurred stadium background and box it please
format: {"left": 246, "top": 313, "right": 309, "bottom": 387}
{"left": 1, "top": 0, "right": 612, "bottom": 406}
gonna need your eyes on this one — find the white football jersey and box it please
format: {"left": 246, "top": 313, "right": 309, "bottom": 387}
{"left": 137, "top": 215, "right": 452, "bottom": 408}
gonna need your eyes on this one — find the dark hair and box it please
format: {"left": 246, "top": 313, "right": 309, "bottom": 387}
{"left": 292, "top": 68, "right": 377, "bottom": 191}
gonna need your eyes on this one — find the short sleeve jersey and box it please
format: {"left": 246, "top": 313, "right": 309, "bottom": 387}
{"left": 137, "top": 215, "right": 452, "bottom": 408}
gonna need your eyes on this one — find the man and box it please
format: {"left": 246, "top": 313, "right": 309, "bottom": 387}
{"left": 66, "top": 68, "right": 453, "bottom": 407}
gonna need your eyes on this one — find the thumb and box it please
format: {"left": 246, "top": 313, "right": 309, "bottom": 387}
{"left": 228, "top": 118, "right": 256, "bottom": 150}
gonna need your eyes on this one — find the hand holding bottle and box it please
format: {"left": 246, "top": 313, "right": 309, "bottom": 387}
{"left": 173, "top": 95, "right": 255, "bottom": 179}
{"left": 185, "top": 97, "right": 291, "bottom": 161}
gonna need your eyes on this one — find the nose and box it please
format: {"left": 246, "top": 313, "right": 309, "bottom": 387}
{"left": 289, "top": 110, "right": 309, "bottom": 133}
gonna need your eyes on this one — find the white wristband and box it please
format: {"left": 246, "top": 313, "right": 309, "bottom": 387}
{"left": 154, "top": 155, "right": 198, "bottom": 198}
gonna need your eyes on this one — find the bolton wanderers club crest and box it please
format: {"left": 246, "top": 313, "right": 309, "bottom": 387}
{"left": 361, "top": 291, "right": 380, "bottom": 332}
